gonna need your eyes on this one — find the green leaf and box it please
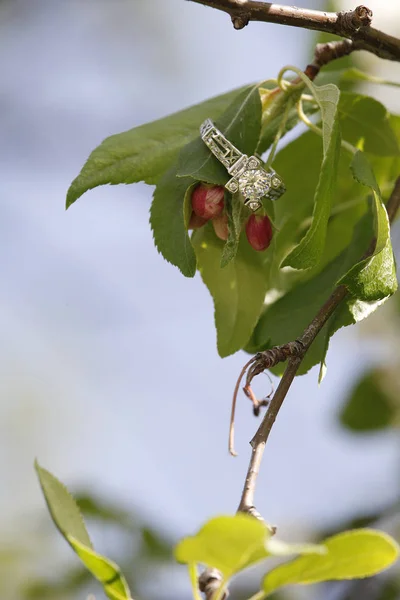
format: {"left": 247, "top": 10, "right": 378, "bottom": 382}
{"left": 282, "top": 83, "right": 341, "bottom": 270}
{"left": 175, "top": 514, "right": 271, "bottom": 580}
{"left": 35, "top": 460, "right": 92, "bottom": 549}
{"left": 67, "top": 536, "right": 132, "bottom": 600}
{"left": 178, "top": 84, "right": 262, "bottom": 185}
{"left": 220, "top": 192, "right": 246, "bottom": 267}
{"left": 281, "top": 129, "right": 340, "bottom": 270}
{"left": 192, "top": 224, "right": 271, "bottom": 357}
{"left": 338, "top": 151, "right": 398, "bottom": 302}
{"left": 262, "top": 529, "right": 399, "bottom": 596}
{"left": 338, "top": 92, "right": 399, "bottom": 156}
{"left": 339, "top": 368, "right": 398, "bottom": 431}
{"left": 150, "top": 165, "right": 197, "bottom": 277}
{"left": 36, "top": 463, "right": 134, "bottom": 600}
{"left": 66, "top": 86, "right": 245, "bottom": 207}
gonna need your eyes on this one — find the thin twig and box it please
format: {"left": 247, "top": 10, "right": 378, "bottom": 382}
{"left": 237, "top": 177, "right": 400, "bottom": 515}
{"left": 186, "top": 1, "right": 400, "bottom": 62}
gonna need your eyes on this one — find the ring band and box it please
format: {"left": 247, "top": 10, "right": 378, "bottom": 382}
{"left": 200, "top": 118, "right": 285, "bottom": 212}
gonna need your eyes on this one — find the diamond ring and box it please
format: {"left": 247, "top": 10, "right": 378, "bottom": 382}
{"left": 200, "top": 118, "right": 285, "bottom": 212}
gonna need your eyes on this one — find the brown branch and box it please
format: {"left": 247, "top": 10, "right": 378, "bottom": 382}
{"left": 237, "top": 177, "right": 400, "bottom": 515}
{"left": 187, "top": 1, "right": 400, "bottom": 62}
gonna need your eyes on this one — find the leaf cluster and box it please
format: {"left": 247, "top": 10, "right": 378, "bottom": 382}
{"left": 66, "top": 67, "right": 399, "bottom": 377}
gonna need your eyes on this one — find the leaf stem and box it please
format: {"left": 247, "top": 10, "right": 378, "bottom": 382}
{"left": 297, "top": 97, "right": 358, "bottom": 156}
{"left": 264, "top": 99, "right": 293, "bottom": 170}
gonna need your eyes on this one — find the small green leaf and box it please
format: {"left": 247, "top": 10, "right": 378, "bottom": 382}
{"left": 66, "top": 86, "right": 245, "bottom": 207}
{"left": 192, "top": 225, "right": 271, "bottom": 357}
{"left": 150, "top": 165, "right": 197, "bottom": 277}
{"left": 262, "top": 529, "right": 399, "bottom": 596}
{"left": 36, "top": 463, "right": 134, "bottom": 600}
{"left": 175, "top": 514, "right": 270, "bottom": 580}
{"left": 178, "top": 84, "right": 262, "bottom": 185}
{"left": 338, "top": 151, "right": 398, "bottom": 302}
{"left": 35, "top": 460, "right": 92, "bottom": 549}
{"left": 339, "top": 368, "right": 398, "bottom": 431}
{"left": 338, "top": 92, "right": 399, "bottom": 156}
{"left": 282, "top": 83, "right": 341, "bottom": 270}
{"left": 220, "top": 192, "right": 246, "bottom": 267}
{"left": 67, "top": 536, "right": 132, "bottom": 600}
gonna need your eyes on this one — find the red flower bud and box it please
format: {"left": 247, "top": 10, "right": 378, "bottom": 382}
{"left": 212, "top": 212, "right": 229, "bottom": 241}
{"left": 245, "top": 214, "right": 273, "bottom": 251}
{"left": 191, "top": 184, "right": 224, "bottom": 220}
{"left": 188, "top": 212, "right": 207, "bottom": 229}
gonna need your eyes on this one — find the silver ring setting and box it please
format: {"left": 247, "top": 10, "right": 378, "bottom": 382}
{"left": 200, "top": 119, "right": 285, "bottom": 212}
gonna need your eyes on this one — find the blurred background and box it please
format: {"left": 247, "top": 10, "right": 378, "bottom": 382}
{"left": 1, "top": 0, "right": 400, "bottom": 599}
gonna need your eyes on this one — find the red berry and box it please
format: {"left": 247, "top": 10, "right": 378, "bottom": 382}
{"left": 245, "top": 214, "right": 273, "bottom": 251}
{"left": 188, "top": 212, "right": 207, "bottom": 229}
{"left": 191, "top": 184, "right": 224, "bottom": 220}
{"left": 212, "top": 212, "right": 229, "bottom": 241}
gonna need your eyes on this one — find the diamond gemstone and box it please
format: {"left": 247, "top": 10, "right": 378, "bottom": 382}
{"left": 271, "top": 175, "right": 281, "bottom": 188}
{"left": 247, "top": 157, "right": 259, "bottom": 169}
{"left": 239, "top": 169, "right": 270, "bottom": 200}
{"left": 226, "top": 180, "right": 239, "bottom": 192}
{"left": 247, "top": 200, "right": 262, "bottom": 212}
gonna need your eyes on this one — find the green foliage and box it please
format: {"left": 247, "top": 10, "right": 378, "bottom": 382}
{"left": 192, "top": 225, "right": 271, "bottom": 357}
{"left": 66, "top": 86, "right": 245, "bottom": 207}
{"left": 175, "top": 515, "right": 398, "bottom": 600}
{"left": 175, "top": 514, "right": 272, "bottom": 580}
{"left": 66, "top": 65, "right": 400, "bottom": 367}
{"left": 150, "top": 166, "right": 197, "bottom": 277}
{"left": 339, "top": 368, "right": 398, "bottom": 431}
{"left": 35, "top": 461, "right": 92, "bottom": 549}
{"left": 339, "top": 151, "right": 397, "bottom": 302}
{"left": 262, "top": 529, "right": 399, "bottom": 596}
{"left": 35, "top": 463, "right": 133, "bottom": 600}
{"left": 282, "top": 83, "right": 341, "bottom": 269}
{"left": 178, "top": 83, "right": 262, "bottom": 185}
{"left": 338, "top": 93, "right": 399, "bottom": 156}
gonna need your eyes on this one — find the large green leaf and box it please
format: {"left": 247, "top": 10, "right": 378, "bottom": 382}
{"left": 282, "top": 82, "right": 340, "bottom": 270}
{"left": 35, "top": 463, "right": 133, "bottom": 600}
{"left": 193, "top": 224, "right": 271, "bottom": 357}
{"left": 66, "top": 86, "right": 245, "bottom": 207}
{"left": 178, "top": 84, "right": 262, "bottom": 185}
{"left": 175, "top": 515, "right": 270, "bottom": 580}
{"left": 262, "top": 529, "right": 399, "bottom": 596}
{"left": 339, "top": 151, "right": 398, "bottom": 302}
{"left": 67, "top": 536, "right": 132, "bottom": 600}
{"left": 35, "top": 461, "right": 92, "bottom": 549}
{"left": 339, "top": 368, "right": 399, "bottom": 431}
{"left": 150, "top": 166, "right": 197, "bottom": 277}
{"left": 175, "top": 514, "right": 323, "bottom": 586}
{"left": 338, "top": 92, "right": 400, "bottom": 156}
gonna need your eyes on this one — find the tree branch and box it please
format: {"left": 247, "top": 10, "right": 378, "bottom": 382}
{"left": 237, "top": 176, "right": 400, "bottom": 515}
{"left": 187, "top": 1, "right": 400, "bottom": 62}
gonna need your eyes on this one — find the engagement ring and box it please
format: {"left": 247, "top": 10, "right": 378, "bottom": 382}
{"left": 200, "top": 118, "right": 285, "bottom": 212}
